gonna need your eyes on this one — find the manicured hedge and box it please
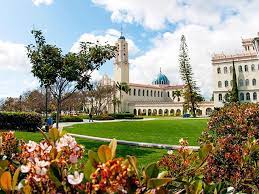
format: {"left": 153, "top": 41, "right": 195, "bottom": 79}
{"left": 93, "top": 115, "right": 114, "bottom": 120}
{"left": 0, "top": 112, "right": 42, "bottom": 131}
{"left": 59, "top": 116, "right": 83, "bottom": 122}
{"left": 108, "top": 113, "right": 135, "bottom": 119}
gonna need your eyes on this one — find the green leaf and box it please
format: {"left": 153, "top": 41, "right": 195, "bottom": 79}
{"left": 199, "top": 143, "right": 213, "bottom": 160}
{"left": 84, "top": 160, "right": 96, "bottom": 181}
{"left": 147, "top": 178, "right": 172, "bottom": 189}
{"left": 88, "top": 150, "right": 100, "bottom": 167}
{"left": 47, "top": 162, "right": 62, "bottom": 188}
{"left": 0, "top": 160, "right": 8, "bottom": 170}
{"left": 127, "top": 156, "right": 139, "bottom": 177}
{"left": 157, "top": 171, "right": 168, "bottom": 179}
{"left": 144, "top": 163, "right": 159, "bottom": 181}
{"left": 97, "top": 145, "right": 112, "bottom": 163}
{"left": 48, "top": 128, "right": 60, "bottom": 142}
{"left": 109, "top": 139, "right": 117, "bottom": 159}
{"left": 190, "top": 180, "right": 203, "bottom": 194}
{"left": 12, "top": 167, "right": 20, "bottom": 190}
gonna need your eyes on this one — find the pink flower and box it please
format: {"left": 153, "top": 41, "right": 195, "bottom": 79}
{"left": 27, "top": 141, "right": 37, "bottom": 152}
{"left": 68, "top": 171, "right": 84, "bottom": 185}
{"left": 69, "top": 155, "right": 78, "bottom": 164}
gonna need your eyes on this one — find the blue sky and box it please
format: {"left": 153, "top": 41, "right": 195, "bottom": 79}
{"left": 0, "top": 0, "right": 258, "bottom": 98}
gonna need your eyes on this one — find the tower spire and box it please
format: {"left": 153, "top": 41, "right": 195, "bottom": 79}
{"left": 120, "top": 24, "right": 123, "bottom": 37}
{"left": 160, "top": 67, "right": 162, "bottom": 73}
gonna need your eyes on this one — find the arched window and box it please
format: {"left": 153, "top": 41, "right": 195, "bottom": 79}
{"left": 151, "top": 90, "right": 153, "bottom": 97}
{"left": 245, "top": 79, "right": 249, "bottom": 86}
{"left": 253, "top": 92, "right": 257, "bottom": 100}
{"left": 133, "top": 89, "right": 136, "bottom": 96}
{"left": 158, "top": 91, "right": 160, "bottom": 97}
{"left": 218, "top": 93, "right": 222, "bottom": 101}
{"left": 251, "top": 64, "right": 255, "bottom": 71}
{"left": 143, "top": 89, "right": 145, "bottom": 96}
{"left": 246, "top": 92, "right": 250, "bottom": 100}
{"left": 217, "top": 67, "right": 221, "bottom": 74}
{"left": 225, "top": 80, "right": 228, "bottom": 87}
{"left": 224, "top": 66, "right": 228, "bottom": 74}
{"left": 252, "top": 79, "right": 256, "bottom": 86}
{"left": 161, "top": 91, "right": 163, "bottom": 97}
{"left": 239, "top": 65, "right": 243, "bottom": 72}
{"left": 239, "top": 79, "right": 244, "bottom": 86}
{"left": 167, "top": 91, "right": 170, "bottom": 97}
{"left": 138, "top": 89, "right": 141, "bottom": 96}
{"left": 230, "top": 66, "right": 233, "bottom": 73}
{"left": 147, "top": 90, "right": 149, "bottom": 96}
{"left": 245, "top": 65, "right": 248, "bottom": 72}
{"left": 240, "top": 93, "right": 244, "bottom": 101}
{"left": 154, "top": 91, "right": 156, "bottom": 97}
{"left": 218, "top": 81, "right": 222, "bottom": 88}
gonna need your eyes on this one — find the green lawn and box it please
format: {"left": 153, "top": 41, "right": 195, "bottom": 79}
{"left": 65, "top": 119, "right": 208, "bottom": 146}
{"left": 13, "top": 118, "right": 208, "bottom": 167}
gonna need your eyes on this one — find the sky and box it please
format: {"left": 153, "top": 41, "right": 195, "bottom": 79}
{"left": 0, "top": 0, "right": 259, "bottom": 99}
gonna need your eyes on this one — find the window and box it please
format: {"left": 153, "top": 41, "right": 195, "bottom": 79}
{"left": 151, "top": 90, "right": 153, "bottom": 97}
{"left": 218, "top": 81, "right": 222, "bottom": 88}
{"left": 167, "top": 91, "right": 170, "bottom": 97}
{"left": 240, "top": 93, "right": 244, "bottom": 101}
{"left": 245, "top": 79, "right": 249, "bottom": 86}
{"left": 239, "top": 65, "right": 243, "bottom": 72}
{"left": 218, "top": 94, "right": 222, "bottom": 101}
{"left": 158, "top": 91, "right": 160, "bottom": 97}
{"left": 245, "top": 65, "right": 248, "bottom": 72}
{"left": 147, "top": 90, "right": 149, "bottom": 96}
{"left": 246, "top": 92, "right": 250, "bottom": 100}
{"left": 224, "top": 66, "right": 228, "bottom": 74}
{"left": 239, "top": 79, "right": 244, "bottom": 86}
{"left": 133, "top": 89, "right": 136, "bottom": 96}
{"left": 252, "top": 79, "right": 256, "bottom": 86}
{"left": 230, "top": 66, "right": 233, "bottom": 73}
{"left": 138, "top": 89, "right": 140, "bottom": 96}
{"left": 154, "top": 91, "right": 156, "bottom": 97}
{"left": 251, "top": 64, "right": 255, "bottom": 71}
{"left": 143, "top": 90, "right": 145, "bottom": 96}
{"left": 225, "top": 80, "right": 228, "bottom": 87}
{"left": 161, "top": 91, "right": 163, "bottom": 97}
{"left": 253, "top": 92, "right": 257, "bottom": 100}
{"left": 217, "top": 67, "right": 221, "bottom": 74}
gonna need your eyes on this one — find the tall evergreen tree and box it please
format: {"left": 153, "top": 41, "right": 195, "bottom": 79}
{"left": 230, "top": 60, "right": 239, "bottom": 102}
{"left": 179, "top": 35, "right": 202, "bottom": 117}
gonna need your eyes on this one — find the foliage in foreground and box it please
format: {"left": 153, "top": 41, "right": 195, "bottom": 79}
{"left": 0, "top": 103, "right": 257, "bottom": 193}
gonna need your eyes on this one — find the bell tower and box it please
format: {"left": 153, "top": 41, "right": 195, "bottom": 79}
{"left": 114, "top": 32, "right": 129, "bottom": 83}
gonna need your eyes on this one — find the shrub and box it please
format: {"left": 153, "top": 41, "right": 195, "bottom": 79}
{"left": 108, "top": 113, "right": 134, "bottom": 119}
{"left": 59, "top": 115, "right": 83, "bottom": 122}
{"left": 93, "top": 114, "right": 114, "bottom": 120}
{"left": 0, "top": 112, "right": 42, "bottom": 131}
{"left": 200, "top": 103, "right": 259, "bottom": 193}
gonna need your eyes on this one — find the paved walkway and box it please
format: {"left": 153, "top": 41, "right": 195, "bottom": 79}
{"left": 55, "top": 118, "right": 156, "bottom": 128}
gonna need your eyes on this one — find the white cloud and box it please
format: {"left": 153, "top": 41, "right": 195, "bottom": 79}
{"left": 71, "top": 28, "right": 139, "bottom": 55}
{"left": 0, "top": 41, "right": 30, "bottom": 71}
{"left": 32, "top": 0, "right": 53, "bottom": 6}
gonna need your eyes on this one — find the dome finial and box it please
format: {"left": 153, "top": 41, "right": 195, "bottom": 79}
{"left": 119, "top": 24, "right": 125, "bottom": 40}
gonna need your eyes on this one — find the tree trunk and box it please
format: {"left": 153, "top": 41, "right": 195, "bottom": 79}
{"left": 56, "top": 98, "right": 61, "bottom": 129}
{"left": 119, "top": 90, "right": 122, "bottom": 113}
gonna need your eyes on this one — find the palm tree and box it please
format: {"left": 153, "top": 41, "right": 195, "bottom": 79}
{"left": 116, "top": 82, "right": 130, "bottom": 113}
{"left": 172, "top": 90, "right": 181, "bottom": 102}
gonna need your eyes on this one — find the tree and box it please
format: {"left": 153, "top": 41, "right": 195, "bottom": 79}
{"left": 230, "top": 61, "right": 239, "bottom": 102}
{"left": 116, "top": 82, "right": 130, "bottom": 113}
{"left": 27, "top": 30, "right": 116, "bottom": 128}
{"left": 179, "top": 35, "right": 202, "bottom": 117}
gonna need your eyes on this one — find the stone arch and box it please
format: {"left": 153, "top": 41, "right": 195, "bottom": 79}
{"left": 170, "top": 109, "right": 175, "bottom": 116}
{"left": 206, "top": 108, "right": 213, "bottom": 116}
{"left": 133, "top": 109, "right": 137, "bottom": 115}
{"left": 152, "top": 109, "right": 157, "bottom": 116}
{"left": 148, "top": 109, "right": 152, "bottom": 116}
{"left": 138, "top": 109, "right": 142, "bottom": 115}
{"left": 164, "top": 109, "right": 169, "bottom": 116}
{"left": 158, "top": 109, "right": 163, "bottom": 115}
{"left": 196, "top": 109, "right": 202, "bottom": 116}
{"left": 142, "top": 109, "right": 147, "bottom": 116}
{"left": 176, "top": 109, "right": 181, "bottom": 116}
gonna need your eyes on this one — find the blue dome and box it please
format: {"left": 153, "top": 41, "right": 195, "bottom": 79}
{"left": 152, "top": 70, "right": 170, "bottom": 85}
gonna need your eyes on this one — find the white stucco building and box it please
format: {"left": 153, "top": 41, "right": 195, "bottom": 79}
{"left": 212, "top": 34, "right": 259, "bottom": 107}
{"left": 101, "top": 34, "right": 214, "bottom": 116}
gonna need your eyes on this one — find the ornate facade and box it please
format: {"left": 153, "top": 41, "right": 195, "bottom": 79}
{"left": 101, "top": 35, "right": 214, "bottom": 116}
{"left": 212, "top": 34, "right": 259, "bottom": 107}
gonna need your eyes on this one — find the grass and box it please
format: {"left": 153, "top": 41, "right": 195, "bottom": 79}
{"left": 65, "top": 118, "right": 208, "bottom": 146}
{"left": 13, "top": 118, "right": 208, "bottom": 167}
